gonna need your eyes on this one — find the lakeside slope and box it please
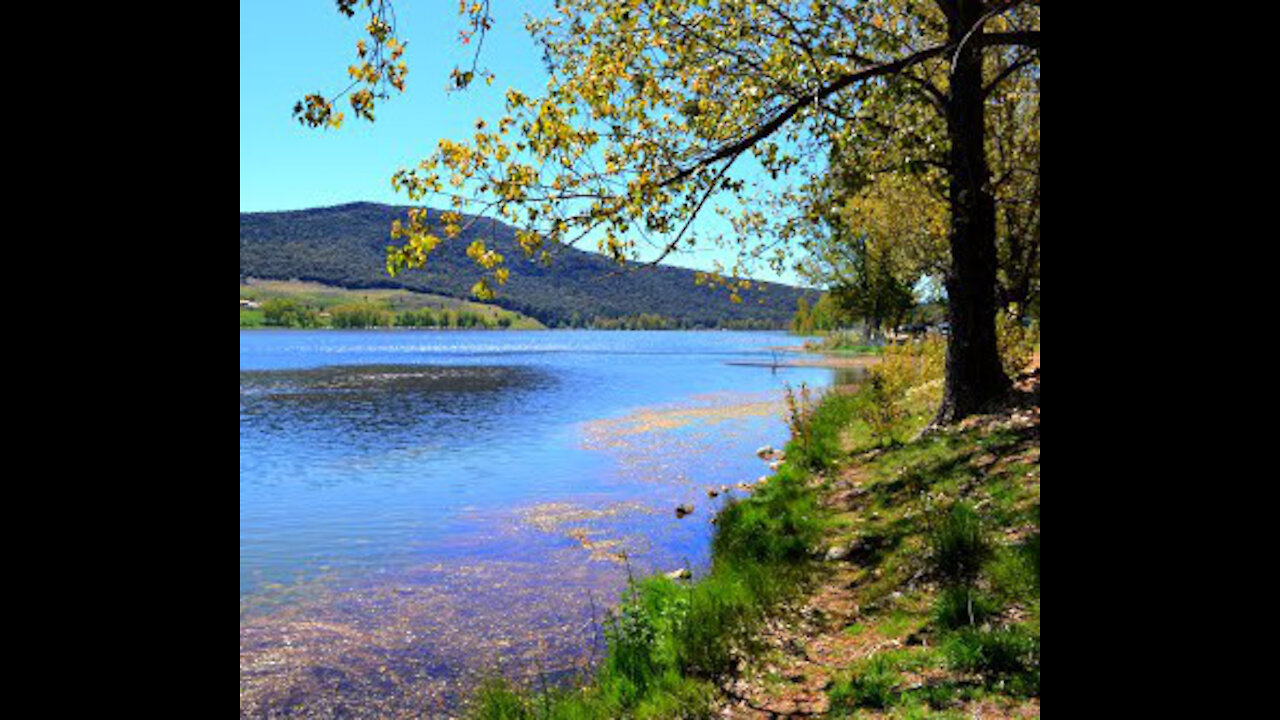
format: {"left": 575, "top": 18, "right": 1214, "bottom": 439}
{"left": 717, "top": 358, "right": 1041, "bottom": 718}
{"left": 470, "top": 344, "right": 1041, "bottom": 719}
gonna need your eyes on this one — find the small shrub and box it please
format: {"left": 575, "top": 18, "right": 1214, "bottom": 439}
{"left": 987, "top": 537, "right": 1040, "bottom": 605}
{"left": 932, "top": 586, "right": 999, "bottom": 630}
{"left": 942, "top": 625, "right": 1040, "bottom": 692}
{"left": 855, "top": 338, "right": 945, "bottom": 445}
{"left": 928, "top": 503, "right": 991, "bottom": 587}
{"left": 829, "top": 654, "right": 900, "bottom": 713}
{"left": 859, "top": 372, "right": 906, "bottom": 445}
{"left": 914, "top": 681, "right": 963, "bottom": 710}
{"left": 783, "top": 382, "right": 817, "bottom": 465}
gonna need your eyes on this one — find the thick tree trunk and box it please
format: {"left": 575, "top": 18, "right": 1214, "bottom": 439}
{"left": 933, "top": 1, "right": 1011, "bottom": 425}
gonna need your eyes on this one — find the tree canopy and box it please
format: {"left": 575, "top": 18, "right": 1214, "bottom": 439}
{"left": 296, "top": 0, "right": 1041, "bottom": 422}
{"left": 795, "top": 49, "right": 1038, "bottom": 332}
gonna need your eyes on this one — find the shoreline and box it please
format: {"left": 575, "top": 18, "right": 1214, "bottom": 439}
{"left": 240, "top": 332, "right": 1039, "bottom": 718}
{"left": 469, "top": 345, "right": 1041, "bottom": 718}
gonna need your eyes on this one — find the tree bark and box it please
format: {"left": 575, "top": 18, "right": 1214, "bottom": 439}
{"left": 933, "top": 0, "right": 1012, "bottom": 425}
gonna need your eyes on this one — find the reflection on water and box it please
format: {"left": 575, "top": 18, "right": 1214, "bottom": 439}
{"left": 240, "top": 331, "right": 833, "bottom": 716}
{"left": 240, "top": 364, "right": 551, "bottom": 449}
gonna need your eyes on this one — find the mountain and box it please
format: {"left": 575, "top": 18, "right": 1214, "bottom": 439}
{"left": 239, "top": 202, "right": 808, "bottom": 328}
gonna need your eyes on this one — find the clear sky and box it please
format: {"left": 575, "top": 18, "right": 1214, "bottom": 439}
{"left": 240, "top": 0, "right": 804, "bottom": 285}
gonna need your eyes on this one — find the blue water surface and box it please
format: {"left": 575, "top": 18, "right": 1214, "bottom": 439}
{"left": 239, "top": 329, "right": 832, "bottom": 601}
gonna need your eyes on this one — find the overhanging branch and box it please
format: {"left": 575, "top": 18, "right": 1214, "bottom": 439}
{"left": 982, "top": 31, "right": 1041, "bottom": 49}
{"left": 661, "top": 42, "right": 954, "bottom": 188}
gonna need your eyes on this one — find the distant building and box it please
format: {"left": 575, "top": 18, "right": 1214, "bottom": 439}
{"left": 241, "top": 299, "right": 261, "bottom": 310}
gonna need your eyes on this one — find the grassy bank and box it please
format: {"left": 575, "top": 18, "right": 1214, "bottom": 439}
{"left": 467, "top": 338, "right": 1041, "bottom": 718}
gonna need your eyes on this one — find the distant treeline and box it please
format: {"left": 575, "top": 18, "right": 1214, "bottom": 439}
{"left": 243, "top": 297, "right": 773, "bottom": 330}
{"left": 248, "top": 298, "right": 516, "bottom": 329}
{"left": 246, "top": 297, "right": 779, "bottom": 331}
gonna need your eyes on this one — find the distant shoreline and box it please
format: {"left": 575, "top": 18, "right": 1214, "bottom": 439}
{"left": 237, "top": 326, "right": 798, "bottom": 333}
{"left": 240, "top": 279, "right": 789, "bottom": 332}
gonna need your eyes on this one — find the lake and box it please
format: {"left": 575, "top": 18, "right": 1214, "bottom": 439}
{"left": 239, "top": 330, "right": 838, "bottom": 717}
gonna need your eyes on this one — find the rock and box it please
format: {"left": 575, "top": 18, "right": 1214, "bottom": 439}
{"left": 756, "top": 445, "right": 776, "bottom": 460}
{"left": 824, "top": 545, "right": 850, "bottom": 562}
{"left": 973, "top": 453, "right": 998, "bottom": 469}
{"left": 666, "top": 568, "right": 692, "bottom": 580}
{"left": 675, "top": 503, "right": 695, "bottom": 519}
{"left": 905, "top": 631, "right": 928, "bottom": 647}
{"left": 1009, "top": 414, "right": 1037, "bottom": 430}
{"left": 707, "top": 487, "right": 720, "bottom": 498}
{"left": 769, "top": 460, "right": 784, "bottom": 472}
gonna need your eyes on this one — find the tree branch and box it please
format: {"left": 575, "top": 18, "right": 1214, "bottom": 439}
{"left": 983, "top": 54, "right": 1039, "bottom": 97}
{"left": 661, "top": 43, "right": 953, "bottom": 188}
{"left": 981, "top": 31, "right": 1041, "bottom": 49}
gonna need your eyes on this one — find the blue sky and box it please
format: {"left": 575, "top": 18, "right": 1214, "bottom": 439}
{"left": 239, "top": 0, "right": 550, "bottom": 211}
{"left": 240, "top": 0, "right": 804, "bottom": 285}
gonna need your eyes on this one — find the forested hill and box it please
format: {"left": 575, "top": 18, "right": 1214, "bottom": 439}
{"left": 240, "top": 202, "right": 808, "bottom": 329}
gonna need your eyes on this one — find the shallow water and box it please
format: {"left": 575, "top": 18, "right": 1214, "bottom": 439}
{"left": 239, "top": 330, "right": 835, "bottom": 716}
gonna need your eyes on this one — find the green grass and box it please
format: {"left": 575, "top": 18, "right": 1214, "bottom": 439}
{"left": 943, "top": 625, "right": 1040, "bottom": 694}
{"left": 811, "top": 341, "right": 1039, "bottom": 717}
{"left": 829, "top": 653, "right": 902, "bottom": 712}
{"left": 786, "top": 387, "right": 863, "bottom": 472}
{"left": 822, "top": 435, "right": 1040, "bottom": 716}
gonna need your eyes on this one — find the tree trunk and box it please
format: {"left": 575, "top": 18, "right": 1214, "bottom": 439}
{"left": 933, "top": 1, "right": 1011, "bottom": 425}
